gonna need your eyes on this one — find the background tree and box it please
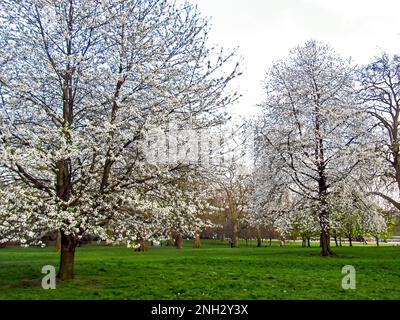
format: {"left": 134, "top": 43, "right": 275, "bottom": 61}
{"left": 358, "top": 54, "right": 400, "bottom": 212}
{"left": 329, "top": 184, "right": 387, "bottom": 247}
{"left": 255, "top": 40, "right": 368, "bottom": 256}
{"left": 159, "top": 171, "right": 214, "bottom": 249}
{"left": 210, "top": 163, "right": 252, "bottom": 248}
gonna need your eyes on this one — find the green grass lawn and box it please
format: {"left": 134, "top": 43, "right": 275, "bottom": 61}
{"left": 0, "top": 240, "right": 399, "bottom": 300}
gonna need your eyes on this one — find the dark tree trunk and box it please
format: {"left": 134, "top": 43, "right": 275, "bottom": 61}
{"left": 302, "top": 237, "right": 307, "bottom": 248}
{"left": 57, "top": 57, "right": 75, "bottom": 279}
{"left": 315, "top": 97, "right": 335, "bottom": 257}
{"left": 318, "top": 194, "right": 334, "bottom": 255}
{"left": 307, "top": 237, "right": 311, "bottom": 248}
{"left": 57, "top": 232, "right": 77, "bottom": 280}
{"left": 175, "top": 234, "right": 183, "bottom": 249}
{"left": 257, "top": 237, "right": 262, "bottom": 247}
{"left": 56, "top": 159, "right": 74, "bottom": 279}
{"left": 319, "top": 233, "right": 323, "bottom": 247}
{"left": 55, "top": 230, "right": 61, "bottom": 252}
{"left": 269, "top": 238, "right": 272, "bottom": 247}
{"left": 334, "top": 236, "right": 339, "bottom": 247}
{"left": 319, "top": 207, "right": 334, "bottom": 256}
{"left": 375, "top": 237, "right": 380, "bottom": 247}
{"left": 339, "top": 237, "right": 342, "bottom": 247}
{"left": 320, "top": 230, "right": 333, "bottom": 256}
{"left": 348, "top": 235, "right": 353, "bottom": 247}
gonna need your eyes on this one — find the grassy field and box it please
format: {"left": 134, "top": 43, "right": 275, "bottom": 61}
{"left": 0, "top": 240, "right": 399, "bottom": 300}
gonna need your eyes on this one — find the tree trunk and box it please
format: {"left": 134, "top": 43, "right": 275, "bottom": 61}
{"left": 307, "top": 237, "right": 311, "bottom": 248}
{"left": 375, "top": 237, "right": 380, "bottom": 247}
{"left": 315, "top": 99, "right": 335, "bottom": 256}
{"left": 55, "top": 230, "right": 61, "bottom": 252}
{"left": 135, "top": 238, "right": 147, "bottom": 252}
{"left": 175, "top": 234, "right": 183, "bottom": 249}
{"left": 194, "top": 234, "right": 201, "bottom": 248}
{"left": 269, "top": 238, "right": 272, "bottom": 247}
{"left": 319, "top": 207, "right": 335, "bottom": 256}
{"left": 55, "top": 29, "right": 76, "bottom": 280}
{"left": 348, "top": 235, "right": 353, "bottom": 247}
{"left": 257, "top": 237, "right": 262, "bottom": 247}
{"left": 231, "top": 220, "right": 239, "bottom": 248}
{"left": 302, "top": 236, "right": 307, "bottom": 248}
{"left": 55, "top": 159, "right": 74, "bottom": 279}
{"left": 318, "top": 198, "right": 334, "bottom": 255}
{"left": 339, "top": 237, "right": 342, "bottom": 247}
{"left": 319, "top": 233, "right": 323, "bottom": 247}
{"left": 320, "top": 230, "right": 333, "bottom": 256}
{"left": 57, "top": 232, "right": 77, "bottom": 280}
{"left": 334, "top": 236, "right": 339, "bottom": 247}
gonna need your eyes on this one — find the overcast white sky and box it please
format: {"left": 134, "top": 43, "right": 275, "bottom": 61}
{"left": 184, "top": 0, "right": 400, "bottom": 117}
